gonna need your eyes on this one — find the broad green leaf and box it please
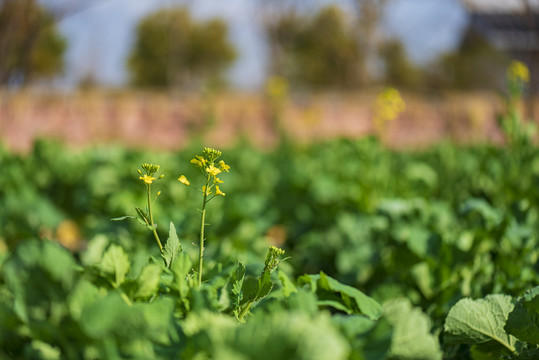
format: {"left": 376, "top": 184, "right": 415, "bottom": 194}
{"left": 171, "top": 252, "right": 193, "bottom": 298}
{"left": 68, "top": 279, "right": 103, "bottom": 319}
{"left": 459, "top": 198, "right": 502, "bottom": 229}
{"left": 81, "top": 235, "right": 109, "bottom": 266}
{"left": 299, "top": 272, "right": 383, "bottom": 320}
{"left": 29, "top": 340, "right": 61, "bottom": 360}
{"left": 444, "top": 294, "right": 517, "bottom": 352}
{"left": 505, "top": 286, "right": 539, "bottom": 345}
{"left": 469, "top": 341, "right": 513, "bottom": 360}
{"left": 162, "top": 222, "right": 182, "bottom": 268}
{"left": 278, "top": 270, "right": 297, "bottom": 297}
{"left": 99, "top": 244, "right": 131, "bottom": 288}
{"left": 81, "top": 292, "right": 173, "bottom": 346}
{"left": 411, "top": 262, "right": 434, "bottom": 299}
{"left": 230, "top": 262, "right": 246, "bottom": 312}
{"left": 242, "top": 278, "right": 259, "bottom": 303}
{"left": 257, "top": 271, "right": 273, "bottom": 300}
{"left": 134, "top": 264, "right": 161, "bottom": 299}
{"left": 384, "top": 298, "right": 442, "bottom": 360}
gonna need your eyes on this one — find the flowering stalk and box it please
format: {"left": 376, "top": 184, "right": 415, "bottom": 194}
{"left": 146, "top": 182, "right": 163, "bottom": 252}
{"left": 178, "top": 147, "right": 230, "bottom": 286}
{"left": 198, "top": 173, "right": 210, "bottom": 286}
{"left": 139, "top": 163, "right": 164, "bottom": 253}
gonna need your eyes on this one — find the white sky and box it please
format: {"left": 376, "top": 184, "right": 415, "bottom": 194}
{"left": 56, "top": 0, "right": 469, "bottom": 89}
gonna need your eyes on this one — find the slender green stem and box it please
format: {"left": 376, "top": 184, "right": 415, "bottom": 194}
{"left": 198, "top": 174, "right": 211, "bottom": 286}
{"left": 238, "top": 300, "right": 254, "bottom": 322}
{"left": 147, "top": 184, "right": 163, "bottom": 252}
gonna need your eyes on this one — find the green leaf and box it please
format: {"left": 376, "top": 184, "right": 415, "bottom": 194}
{"left": 505, "top": 286, "right": 539, "bottom": 345}
{"left": 299, "top": 272, "right": 383, "bottom": 320}
{"left": 444, "top": 294, "right": 517, "bottom": 352}
{"left": 278, "top": 270, "right": 297, "bottom": 298}
{"left": 257, "top": 271, "right": 273, "bottom": 300}
{"left": 230, "top": 262, "right": 246, "bottom": 313}
{"left": 135, "top": 207, "right": 150, "bottom": 225}
{"left": 170, "top": 252, "right": 193, "bottom": 298}
{"left": 135, "top": 264, "right": 161, "bottom": 299}
{"left": 111, "top": 215, "right": 135, "bottom": 221}
{"left": 469, "top": 341, "right": 513, "bottom": 360}
{"left": 162, "top": 222, "right": 182, "bottom": 268}
{"left": 384, "top": 298, "right": 442, "bottom": 360}
{"left": 242, "top": 277, "right": 259, "bottom": 303}
{"left": 81, "top": 235, "right": 109, "bottom": 266}
{"left": 68, "top": 279, "right": 103, "bottom": 320}
{"left": 99, "top": 244, "right": 131, "bottom": 288}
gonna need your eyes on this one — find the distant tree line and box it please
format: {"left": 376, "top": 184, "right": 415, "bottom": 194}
{"left": 0, "top": 0, "right": 512, "bottom": 92}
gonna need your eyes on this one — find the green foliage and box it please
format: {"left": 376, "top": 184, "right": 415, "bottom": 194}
{"left": 162, "top": 222, "right": 182, "bottom": 268}
{"left": 2, "top": 129, "right": 539, "bottom": 358}
{"left": 445, "top": 295, "right": 517, "bottom": 352}
{"left": 0, "top": 0, "right": 67, "bottom": 85}
{"left": 428, "top": 29, "right": 508, "bottom": 90}
{"left": 127, "top": 7, "right": 237, "bottom": 88}
{"left": 298, "top": 272, "right": 382, "bottom": 320}
{"left": 384, "top": 298, "right": 442, "bottom": 359}
{"left": 444, "top": 289, "right": 539, "bottom": 359}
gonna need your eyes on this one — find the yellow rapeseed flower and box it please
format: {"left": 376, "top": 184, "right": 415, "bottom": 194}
{"left": 508, "top": 60, "right": 530, "bottom": 83}
{"left": 178, "top": 175, "right": 190, "bottom": 185}
{"left": 202, "top": 186, "right": 212, "bottom": 195}
{"left": 206, "top": 165, "right": 221, "bottom": 176}
{"left": 215, "top": 186, "right": 226, "bottom": 196}
{"left": 213, "top": 177, "right": 223, "bottom": 184}
{"left": 139, "top": 174, "right": 156, "bottom": 185}
{"left": 219, "top": 160, "right": 230, "bottom": 172}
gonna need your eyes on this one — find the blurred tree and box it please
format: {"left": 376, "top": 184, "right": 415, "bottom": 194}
{"left": 353, "top": 0, "right": 389, "bottom": 84}
{"left": 127, "top": 8, "right": 237, "bottom": 89}
{"left": 379, "top": 38, "right": 422, "bottom": 89}
{"left": 266, "top": 5, "right": 363, "bottom": 90}
{"left": 0, "top": 0, "right": 67, "bottom": 85}
{"left": 427, "top": 29, "right": 509, "bottom": 90}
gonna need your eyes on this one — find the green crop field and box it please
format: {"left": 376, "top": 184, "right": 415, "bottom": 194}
{"left": 1, "top": 62, "right": 538, "bottom": 360}
{"left": 1, "top": 127, "right": 539, "bottom": 359}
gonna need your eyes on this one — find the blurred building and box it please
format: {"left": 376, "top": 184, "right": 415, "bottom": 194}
{"left": 461, "top": 0, "right": 539, "bottom": 93}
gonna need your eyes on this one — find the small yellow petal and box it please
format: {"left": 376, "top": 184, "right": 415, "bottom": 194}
{"left": 215, "top": 186, "right": 226, "bottom": 196}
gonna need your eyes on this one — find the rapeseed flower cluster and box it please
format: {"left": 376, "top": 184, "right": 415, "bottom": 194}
{"left": 373, "top": 87, "right": 406, "bottom": 134}
{"left": 507, "top": 60, "right": 530, "bottom": 84}
{"left": 138, "top": 163, "right": 163, "bottom": 185}
{"left": 178, "top": 147, "right": 230, "bottom": 197}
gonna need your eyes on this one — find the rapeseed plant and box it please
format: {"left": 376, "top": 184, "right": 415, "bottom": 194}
{"left": 178, "top": 147, "right": 230, "bottom": 286}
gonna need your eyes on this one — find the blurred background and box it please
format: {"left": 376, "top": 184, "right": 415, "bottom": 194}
{"left": 0, "top": 0, "right": 538, "bottom": 150}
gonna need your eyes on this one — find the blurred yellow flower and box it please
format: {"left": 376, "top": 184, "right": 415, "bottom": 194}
{"left": 266, "top": 76, "right": 289, "bottom": 100}
{"left": 139, "top": 174, "right": 156, "bottom": 184}
{"left": 219, "top": 160, "right": 230, "bottom": 172}
{"left": 178, "top": 175, "right": 190, "bottom": 185}
{"left": 373, "top": 87, "right": 406, "bottom": 131}
{"left": 206, "top": 165, "right": 221, "bottom": 176}
{"left": 215, "top": 186, "right": 226, "bottom": 196}
{"left": 508, "top": 60, "right": 530, "bottom": 83}
{"left": 202, "top": 186, "right": 212, "bottom": 195}
{"left": 191, "top": 156, "right": 208, "bottom": 168}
